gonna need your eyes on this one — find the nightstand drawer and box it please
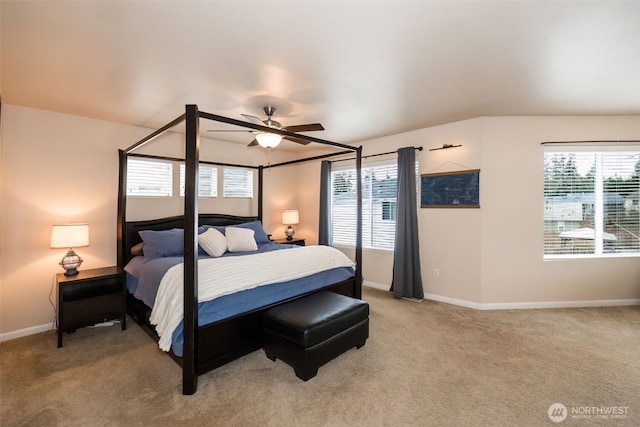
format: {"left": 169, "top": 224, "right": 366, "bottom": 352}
{"left": 62, "top": 276, "right": 122, "bottom": 302}
{"left": 62, "top": 292, "right": 122, "bottom": 330}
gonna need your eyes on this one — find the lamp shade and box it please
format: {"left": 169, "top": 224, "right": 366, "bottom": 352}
{"left": 50, "top": 224, "right": 90, "bottom": 249}
{"left": 282, "top": 210, "right": 299, "bottom": 225}
{"left": 255, "top": 132, "right": 282, "bottom": 149}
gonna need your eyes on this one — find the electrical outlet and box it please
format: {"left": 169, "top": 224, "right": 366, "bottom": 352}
{"left": 433, "top": 268, "right": 440, "bottom": 278}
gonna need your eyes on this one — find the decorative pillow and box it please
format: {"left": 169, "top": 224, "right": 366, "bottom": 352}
{"left": 199, "top": 228, "right": 227, "bottom": 257}
{"left": 200, "top": 221, "right": 269, "bottom": 242}
{"left": 130, "top": 242, "right": 145, "bottom": 257}
{"left": 201, "top": 224, "right": 226, "bottom": 235}
{"left": 139, "top": 228, "right": 184, "bottom": 259}
{"left": 197, "top": 226, "right": 209, "bottom": 256}
{"left": 236, "top": 221, "right": 271, "bottom": 244}
{"left": 225, "top": 226, "right": 258, "bottom": 252}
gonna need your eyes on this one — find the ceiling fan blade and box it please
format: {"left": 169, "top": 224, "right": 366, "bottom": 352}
{"left": 247, "top": 139, "right": 259, "bottom": 147}
{"left": 283, "top": 135, "right": 311, "bottom": 145}
{"left": 241, "top": 113, "right": 265, "bottom": 125}
{"left": 285, "top": 123, "right": 325, "bottom": 132}
{"left": 206, "top": 130, "right": 254, "bottom": 133}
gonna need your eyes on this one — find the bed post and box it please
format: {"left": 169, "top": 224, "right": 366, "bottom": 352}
{"left": 258, "top": 166, "right": 264, "bottom": 222}
{"left": 183, "top": 104, "right": 200, "bottom": 395}
{"left": 117, "top": 150, "right": 127, "bottom": 268}
{"left": 355, "top": 146, "right": 363, "bottom": 299}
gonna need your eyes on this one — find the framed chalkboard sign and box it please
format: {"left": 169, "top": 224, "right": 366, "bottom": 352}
{"left": 421, "top": 169, "right": 480, "bottom": 208}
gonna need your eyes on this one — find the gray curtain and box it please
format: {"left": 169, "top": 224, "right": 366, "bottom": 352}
{"left": 391, "top": 147, "right": 424, "bottom": 299}
{"left": 318, "top": 160, "right": 331, "bottom": 245}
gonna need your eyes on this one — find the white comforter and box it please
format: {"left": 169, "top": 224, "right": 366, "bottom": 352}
{"left": 149, "top": 245, "right": 355, "bottom": 351}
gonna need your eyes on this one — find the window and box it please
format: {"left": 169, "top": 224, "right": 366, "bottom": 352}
{"left": 543, "top": 147, "right": 640, "bottom": 257}
{"left": 331, "top": 161, "right": 399, "bottom": 250}
{"left": 382, "top": 201, "right": 397, "bottom": 221}
{"left": 126, "top": 158, "right": 172, "bottom": 196}
{"left": 179, "top": 164, "right": 218, "bottom": 197}
{"left": 223, "top": 167, "right": 254, "bottom": 198}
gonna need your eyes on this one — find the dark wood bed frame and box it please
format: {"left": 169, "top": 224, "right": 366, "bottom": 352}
{"left": 123, "top": 213, "right": 359, "bottom": 378}
{"left": 117, "top": 105, "right": 363, "bottom": 394}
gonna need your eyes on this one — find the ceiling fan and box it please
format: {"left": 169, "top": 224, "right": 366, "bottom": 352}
{"left": 207, "top": 106, "right": 325, "bottom": 148}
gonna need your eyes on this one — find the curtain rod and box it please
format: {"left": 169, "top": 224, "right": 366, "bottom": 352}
{"left": 541, "top": 140, "right": 640, "bottom": 145}
{"left": 331, "top": 146, "right": 423, "bottom": 163}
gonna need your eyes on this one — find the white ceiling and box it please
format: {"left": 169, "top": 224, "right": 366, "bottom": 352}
{"left": 2, "top": 1, "right": 639, "bottom": 149}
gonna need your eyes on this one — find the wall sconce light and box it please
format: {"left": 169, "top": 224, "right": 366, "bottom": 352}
{"left": 429, "top": 144, "right": 462, "bottom": 151}
{"left": 50, "top": 223, "right": 90, "bottom": 276}
{"left": 282, "top": 210, "right": 299, "bottom": 241}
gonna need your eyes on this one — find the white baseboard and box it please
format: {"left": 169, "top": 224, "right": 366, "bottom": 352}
{"left": 363, "top": 280, "right": 390, "bottom": 291}
{"left": 423, "top": 293, "right": 483, "bottom": 309}
{"left": 365, "top": 283, "right": 640, "bottom": 310}
{"left": 0, "top": 323, "right": 52, "bottom": 343}
{"left": 424, "top": 293, "right": 640, "bottom": 310}
{"left": 478, "top": 298, "right": 640, "bottom": 310}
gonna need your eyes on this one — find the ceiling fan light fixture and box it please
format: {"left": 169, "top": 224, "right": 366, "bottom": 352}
{"left": 256, "top": 132, "right": 282, "bottom": 148}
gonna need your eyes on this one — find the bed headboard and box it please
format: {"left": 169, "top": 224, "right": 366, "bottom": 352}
{"left": 120, "top": 213, "right": 259, "bottom": 266}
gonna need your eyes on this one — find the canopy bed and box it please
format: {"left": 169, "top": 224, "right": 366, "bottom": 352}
{"left": 117, "top": 105, "right": 363, "bottom": 395}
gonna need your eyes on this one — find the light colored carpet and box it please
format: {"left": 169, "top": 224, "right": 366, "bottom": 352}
{"left": 1, "top": 287, "right": 639, "bottom": 426}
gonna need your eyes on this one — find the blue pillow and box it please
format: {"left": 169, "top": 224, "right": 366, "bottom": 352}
{"left": 139, "top": 227, "right": 210, "bottom": 258}
{"left": 236, "top": 221, "right": 270, "bottom": 244}
{"left": 139, "top": 228, "right": 184, "bottom": 259}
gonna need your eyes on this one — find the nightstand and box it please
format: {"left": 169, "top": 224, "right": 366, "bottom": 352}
{"left": 273, "top": 238, "right": 306, "bottom": 246}
{"left": 57, "top": 266, "right": 126, "bottom": 348}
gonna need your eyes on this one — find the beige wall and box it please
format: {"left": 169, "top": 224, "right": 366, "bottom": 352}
{"left": 323, "top": 115, "right": 640, "bottom": 306}
{"left": 333, "top": 119, "right": 484, "bottom": 302}
{"left": 1, "top": 106, "right": 639, "bottom": 340}
{"left": 479, "top": 116, "right": 640, "bottom": 305}
{"left": 1, "top": 105, "right": 138, "bottom": 336}
{"left": 0, "top": 105, "right": 300, "bottom": 338}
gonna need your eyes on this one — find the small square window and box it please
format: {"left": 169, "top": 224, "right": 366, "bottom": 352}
{"left": 223, "top": 167, "right": 254, "bottom": 198}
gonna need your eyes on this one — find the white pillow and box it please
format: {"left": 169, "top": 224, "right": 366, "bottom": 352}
{"left": 225, "top": 226, "right": 258, "bottom": 252}
{"left": 199, "top": 228, "right": 228, "bottom": 257}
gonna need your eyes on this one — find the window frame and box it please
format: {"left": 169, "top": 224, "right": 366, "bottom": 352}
{"left": 543, "top": 144, "right": 640, "bottom": 259}
{"left": 179, "top": 163, "right": 218, "bottom": 197}
{"left": 330, "top": 159, "right": 401, "bottom": 252}
{"left": 222, "top": 166, "right": 254, "bottom": 199}
{"left": 126, "top": 157, "right": 173, "bottom": 197}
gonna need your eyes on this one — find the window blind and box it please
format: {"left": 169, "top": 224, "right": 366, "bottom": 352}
{"left": 543, "top": 147, "right": 640, "bottom": 257}
{"left": 223, "top": 167, "right": 254, "bottom": 198}
{"left": 331, "top": 160, "right": 399, "bottom": 251}
{"left": 126, "top": 158, "right": 173, "bottom": 197}
{"left": 179, "top": 164, "right": 218, "bottom": 197}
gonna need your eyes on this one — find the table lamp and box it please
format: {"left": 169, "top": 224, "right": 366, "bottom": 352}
{"left": 282, "top": 210, "right": 299, "bottom": 241}
{"left": 50, "top": 223, "right": 90, "bottom": 276}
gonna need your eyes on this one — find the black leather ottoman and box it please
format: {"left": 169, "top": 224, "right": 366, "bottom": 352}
{"left": 263, "top": 291, "right": 369, "bottom": 381}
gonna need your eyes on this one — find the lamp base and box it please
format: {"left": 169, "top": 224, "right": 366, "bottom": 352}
{"left": 60, "top": 250, "right": 83, "bottom": 276}
{"left": 63, "top": 268, "right": 80, "bottom": 276}
{"left": 285, "top": 226, "right": 295, "bottom": 241}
